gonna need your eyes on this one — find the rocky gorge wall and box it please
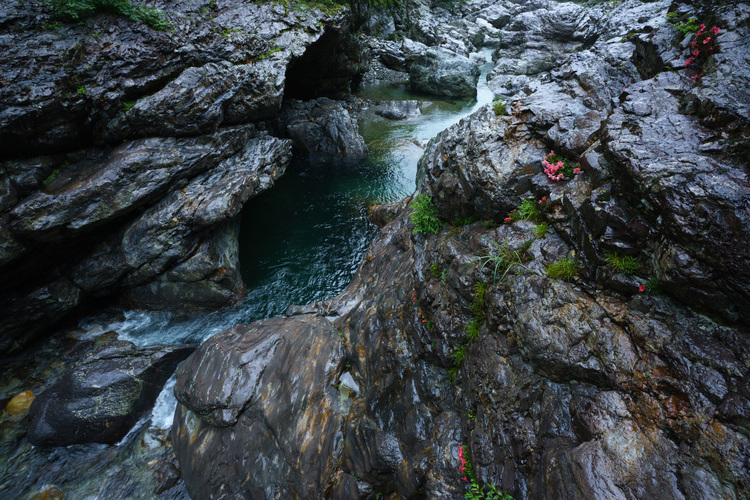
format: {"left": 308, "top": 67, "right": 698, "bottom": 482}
{"left": 169, "top": 0, "right": 750, "bottom": 498}
{"left": 0, "top": 0, "right": 370, "bottom": 354}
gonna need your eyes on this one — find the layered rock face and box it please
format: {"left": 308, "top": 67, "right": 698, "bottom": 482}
{"left": 173, "top": 0, "right": 750, "bottom": 498}
{"left": 0, "top": 0, "right": 367, "bottom": 354}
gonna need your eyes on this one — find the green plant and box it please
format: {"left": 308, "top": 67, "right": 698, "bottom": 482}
{"left": 452, "top": 216, "right": 479, "bottom": 227}
{"left": 670, "top": 15, "right": 700, "bottom": 36}
{"left": 459, "top": 445, "right": 513, "bottom": 500}
{"left": 41, "top": 161, "right": 70, "bottom": 186}
{"left": 543, "top": 151, "right": 581, "bottom": 181}
{"left": 77, "top": 85, "right": 86, "bottom": 95}
{"left": 645, "top": 278, "right": 662, "bottom": 296}
{"left": 42, "top": 21, "right": 63, "bottom": 29}
{"left": 470, "top": 238, "right": 528, "bottom": 283}
{"left": 441, "top": 268, "right": 447, "bottom": 284}
{"left": 122, "top": 100, "right": 135, "bottom": 111}
{"left": 535, "top": 222, "right": 549, "bottom": 238}
{"left": 253, "top": 46, "right": 282, "bottom": 62}
{"left": 545, "top": 257, "right": 579, "bottom": 280}
{"left": 504, "top": 197, "right": 544, "bottom": 224}
{"left": 482, "top": 220, "right": 499, "bottom": 229}
{"left": 492, "top": 98, "right": 506, "bottom": 116}
{"left": 603, "top": 251, "right": 638, "bottom": 274}
{"left": 45, "top": 0, "right": 170, "bottom": 30}
{"left": 448, "top": 367, "right": 459, "bottom": 382}
{"left": 410, "top": 194, "right": 442, "bottom": 235}
{"left": 430, "top": 262, "right": 440, "bottom": 278}
{"left": 452, "top": 344, "right": 467, "bottom": 365}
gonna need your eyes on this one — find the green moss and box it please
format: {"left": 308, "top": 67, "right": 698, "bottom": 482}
{"left": 42, "top": 161, "right": 70, "bottom": 186}
{"left": 492, "top": 98, "right": 506, "bottom": 116}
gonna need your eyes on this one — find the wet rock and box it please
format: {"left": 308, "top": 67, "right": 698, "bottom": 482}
{"left": 172, "top": 316, "right": 345, "bottom": 499}
{"left": 3, "top": 390, "right": 35, "bottom": 420}
{"left": 9, "top": 126, "right": 252, "bottom": 244}
{"left": 410, "top": 47, "right": 481, "bottom": 98}
{"left": 374, "top": 100, "right": 425, "bottom": 120}
{"left": 275, "top": 97, "right": 367, "bottom": 157}
{"left": 418, "top": 105, "right": 547, "bottom": 221}
{"left": 71, "top": 133, "right": 291, "bottom": 304}
{"left": 27, "top": 340, "right": 196, "bottom": 447}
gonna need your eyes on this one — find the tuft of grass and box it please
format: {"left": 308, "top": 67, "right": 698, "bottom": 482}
{"left": 410, "top": 194, "right": 442, "bottom": 235}
{"left": 603, "top": 251, "right": 638, "bottom": 275}
{"left": 430, "top": 262, "right": 440, "bottom": 278}
{"left": 122, "top": 100, "right": 136, "bottom": 111}
{"left": 535, "top": 222, "right": 549, "bottom": 238}
{"left": 545, "top": 257, "right": 579, "bottom": 280}
{"left": 452, "top": 344, "right": 467, "bottom": 365}
{"left": 470, "top": 238, "right": 528, "bottom": 283}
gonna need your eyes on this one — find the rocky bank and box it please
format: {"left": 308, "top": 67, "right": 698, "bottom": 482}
{"left": 171, "top": 0, "right": 750, "bottom": 499}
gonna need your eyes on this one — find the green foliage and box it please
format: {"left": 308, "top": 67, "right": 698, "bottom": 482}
{"left": 466, "top": 482, "right": 514, "bottom": 500}
{"left": 466, "top": 317, "right": 482, "bottom": 342}
{"left": 441, "top": 268, "right": 447, "bottom": 284}
{"left": 431, "top": 262, "right": 441, "bottom": 278}
{"left": 492, "top": 98, "right": 506, "bottom": 116}
{"left": 448, "top": 367, "right": 459, "bottom": 382}
{"left": 667, "top": 13, "right": 700, "bottom": 36}
{"left": 452, "top": 344, "right": 467, "bottom": 365}
{"left": 645, "top": 278, "right": 662, "bottom": 296}
{"left": 42, "top": 21, "right": 64, "bottom": 29}
{"left": 410, "top": 194, "right": 442, "bottom": 235}
{"left": 517, "top": 198, "right": 541, "bottom": 221}
{"left": 482, "top": 220, "right": 499, "bottom": 229}
{"left": 122, "top": 100, "right": 135, "bottom": 111}
{"left": 46, "top": 0, "right": 170, "bottom": 30}
{"left": 42, "top": 161, "right": 70, "bottom": 186}
{"left": 603, "top": 251, "right": 639, "bottom": 274}
{"left": 535, "top": 222, "right": 549, "bottom": 238}
{"left": 545, "top": 257, "right": 579, "bottom": 280}
{"left": 470, "top": 238, "right": 528, "bottom": 283}
{"left": 452, "top": 216, "right": 479, "bottom": 227}
{"left": 77, "top": 85, "right": 86, "bottom": 95}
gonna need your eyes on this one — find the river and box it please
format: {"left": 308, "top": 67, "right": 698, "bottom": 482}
{"left": 0, "top": 49, "right": 494, "bottom": 499}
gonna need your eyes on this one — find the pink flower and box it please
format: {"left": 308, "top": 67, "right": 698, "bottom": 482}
{"left": 693, "top": 50, "right": 700, "bottom": 56}
{"left": 691, "top": 41, "right": 696, "bottom": 46}
{"left": 703, "top": 37, "right": 711, "bottom": 44}
{"left": 542, "top": 196, "right": 547, "bottom": 201}
{"left": 458, "top": 446, "right": 469, "bottom": 482}
{"left": 691, "top": 75, "right": 699, "bottom": 80}
{"left": 504, "top": 217, "right": 511, "bottom": 223}
{"left": 573, "top": 168, "right": 581, "bottom": 174}
{"left": 422, "top": 319, "right": 426, "bottom": 323}
{"left": 639, "top": 285, "right": 645, "bottom": 292}
{"left": 711, "top": 27, "right": 720, "bottom": 34}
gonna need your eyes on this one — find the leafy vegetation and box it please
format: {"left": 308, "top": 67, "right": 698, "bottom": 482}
{"left": 470, "top": 238, "right": 528, "bottom": 283}
{"left": 42, "top": 162, "right": 70, "bottom": 186}
{"left": 667, "top": 12, "right": 700, "bottom": 36}
{"left": 545, "top": 257, "right": 579, "bottom": 280}
{"left": 122, "top": 100, "right": 136, "bottom": 111}
{"left": 460, "top": 445, "right": 514, "bottom": 500}
{"left": 535, "top": 222, "right": 549, "bottom": 238}
{"left": 410, "top": 194, "right": 442, "bottom": 235}
{"left": 603, "top": 250, "right": 638, "bottom": 274}
{"left": 452, "top": 216, "right": 479, "bottom": 227}
{"left": 46, "top": 0, "right": 170, "bottom": 30}
{"left": 492, "top": 98, "right": 506, "bottom": 116}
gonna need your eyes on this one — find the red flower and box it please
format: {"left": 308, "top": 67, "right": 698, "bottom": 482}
{"left": 639, "top": 285, "right": 645, "bottom": 292}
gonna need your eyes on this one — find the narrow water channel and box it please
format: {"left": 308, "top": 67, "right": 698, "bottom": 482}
{"left": 0, "top": 50, "right": 495, "bottom": 499}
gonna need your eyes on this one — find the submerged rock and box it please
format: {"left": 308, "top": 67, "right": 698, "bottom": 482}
{"left": 410, "top": 47, "right": 481, "bottom": 98}
{"left": 28, "top": 340, "right": 196, "bottom": 447}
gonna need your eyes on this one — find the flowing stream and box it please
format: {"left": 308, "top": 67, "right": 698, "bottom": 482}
{"left": 0, "top": 50, "right": 495, "bottom": 499}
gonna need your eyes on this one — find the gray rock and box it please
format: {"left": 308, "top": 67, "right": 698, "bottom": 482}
{"left": 276, "top": 97, "right": 367, "bottom": 157}
{"left": 28, "top": 340, "right": 196, "bottom": 446}
{"left": 173, "top": 316, "right": 345, "bottom": 499}
{"left": 410, "top": 47, "right": 481, "bottom": 98}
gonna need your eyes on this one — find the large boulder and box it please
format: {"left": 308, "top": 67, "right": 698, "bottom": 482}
{"left": 28, "top": 339, "right": 196, "bottom": 447}
{"left": 275, "top": 97, "right": 367, "bottom": 157}
{"left": 409, "top": 47, "right": 481, "bottom": 98}
{"left": 172, "top": 315, "right": 345, "bottom": 499}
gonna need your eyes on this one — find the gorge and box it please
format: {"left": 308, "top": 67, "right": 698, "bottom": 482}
{"left": 1, "top": 0, "right": 749, "bottom": 498}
